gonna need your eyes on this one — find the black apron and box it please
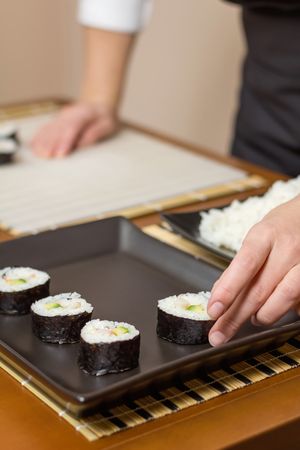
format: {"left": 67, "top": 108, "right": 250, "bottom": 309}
{"left": 225, "top": 1, "right": 300, "bottom": 176}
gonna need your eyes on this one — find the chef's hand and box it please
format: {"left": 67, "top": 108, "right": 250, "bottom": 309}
{"left": 31, "top": 27, "right": 135, "bottom": 158}
{"left": 207, "top": 195, "right": 300, "bottom": 346}
{"left": 31, "top": 103, "right": 117, "bottom": 158}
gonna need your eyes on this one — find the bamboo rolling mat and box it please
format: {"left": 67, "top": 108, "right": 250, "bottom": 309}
{"left": 1, "top": 337, "right": 300, "bottom": 442}
{"left": 0, "top": 100, "right": 59, "bottom": 121}
{"left": 0, "top": 225, "right": 300, "bottom": 442}
{"left": 0, "top": 101, "right": 269, "bottom": 235}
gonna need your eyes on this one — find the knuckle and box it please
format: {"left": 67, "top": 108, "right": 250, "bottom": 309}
{"left": 247, "top": 285, "right": 267, "bottom": 306}
{"left": 259, "top": 220, "right": 277, "bottom": 237}
{"left": 64, "top": 127, "right": 77, "bottom": 138}
{"left": 246, "top": 221, "right": 274, "bottom": 244}
{"left": 221, "top": 316, "right": 240, "bottom": 334}
{"left": 280, "top": 281, "right": 299, "bottom": 301}
{"left": 281, "top": 235, "right": 300, "bottom": 255}
{"left": 60, "top": 129, "right": 77, "bottom": 145}
{"left": 236, "top": 251, "right": 257, "bottom": 272}
{"left": 213, "top": 284, "right": 235, "bottom": 303}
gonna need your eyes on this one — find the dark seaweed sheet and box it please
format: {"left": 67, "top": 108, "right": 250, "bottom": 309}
{"left": 32, "top": 311, "right": 92, "bottom": 344}
{"left": 0, "top": 280, "right": 50, "bottom": 315}
{"left": 157, "top": 308, "right": 215, "bottom": 344}
{"left": 78, "top": 335, "right": 140, "bottom": 376}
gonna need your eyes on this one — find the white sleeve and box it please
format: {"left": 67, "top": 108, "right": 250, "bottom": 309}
{"left": 78, "top": 0, "right": 153, "bottom": 33}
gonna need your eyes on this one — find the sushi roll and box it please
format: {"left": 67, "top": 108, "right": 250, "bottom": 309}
{"left": 78, "top": 319, "right": 140, "bottom": 376}
{"left": 0, "top": 267, "right": 50, "bottom": 315}
{"left": 31, "top": 292, "right": 93, "bottom": 344}
{"left": 157, "top": 292, "right": 215, "bottom": 345}
{"left": 0, "top": 139, "right": 18, "bottom": 164}
{"left": 0, "top": 123, "right": 19, "bottom": 142}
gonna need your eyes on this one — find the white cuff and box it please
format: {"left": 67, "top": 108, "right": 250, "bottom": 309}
{"left": 78, "top": 0, "right": 152, "bottom": 33}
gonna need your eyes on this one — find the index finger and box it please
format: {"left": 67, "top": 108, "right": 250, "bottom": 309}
{"left": 208, "top": 224, "right": 272, "bottom": 319}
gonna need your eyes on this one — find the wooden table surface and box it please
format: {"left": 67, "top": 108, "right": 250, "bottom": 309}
{"left": 1, "top": 126, "right": 300, "bottom": 450}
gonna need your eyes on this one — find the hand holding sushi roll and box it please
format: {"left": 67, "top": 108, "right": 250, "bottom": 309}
{"left": 208, "top": 196, "right": 300, "bottom": 346}
{"left": 31, "top": 28, "right": 134, "bottom": 158}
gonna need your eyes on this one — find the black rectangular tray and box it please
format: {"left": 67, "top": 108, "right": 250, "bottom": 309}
{"left": 0, "top": 217, "right": 300, "bottom": 416}
{"left": 162, "top": 211, "right": 236, "bottom": 261}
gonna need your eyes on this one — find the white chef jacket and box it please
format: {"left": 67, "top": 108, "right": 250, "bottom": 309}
{"left": 78, "top": 0, "right": 153, "bottom": 33}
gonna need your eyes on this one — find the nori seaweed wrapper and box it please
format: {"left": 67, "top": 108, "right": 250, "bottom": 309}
{"left": 0, "top": 280, "right": 50, "bottom": 315}
{"left": 0, "top": 138, "right": 18, "bottom": 165}
{"left": 0, "top": 152, "right": 14, "bottom": 165}
{"left": 32, "top": 311, "right": 92, "bottom": 344}
{"left": 78, "top": 334, "right": 140, "bottom": 376}
{"left": 157, "top": 308, "right": 215, "bottom": 345}
{"left": 0, "top": 127, "right": 19, "bottom": 142}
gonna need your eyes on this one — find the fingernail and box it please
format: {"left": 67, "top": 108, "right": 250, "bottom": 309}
{"left": 55, "top": 145, "right": 67, "bottom": 154}
{"left": 208, "top": 301, "right": 225, "bottom": 319}
{"left": 209, "top": 331, "right": 226, "bottom": 347}
{"left": 55, "top": 149, "right": 67, "bottom": 158}
{"left": 251, "top": 315, "right": 262, "bottom": 327}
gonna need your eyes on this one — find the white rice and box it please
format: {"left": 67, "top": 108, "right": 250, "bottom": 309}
{"left": 0, "top": 139, "right": 17, "bottom": 154}
{"left": 158, "top": 292, "right": 212, "bottom": 320}
{"left": 200, "top": 176, "right": 300, "bottom": 252}
{"left": 0, "top": 267, "right": 50, "bottom": 293}
{"left": 81, "top": 319, "right": 140, "bottom": 344}
{"left": 31, "top": 292, "right": 93, "bottom": 317}
{"left": 0, "top": 122, "right": 17, "bottom": 139}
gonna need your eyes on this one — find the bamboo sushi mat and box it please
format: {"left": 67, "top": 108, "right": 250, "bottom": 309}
{"left": 0, "top": 101, "right": 269, "bottom": 235}
{"left": 1, "top": 336, "right": 300, "bottom": 442}
{"left": 0, "top": 225, "right": 300, "bottom": 442}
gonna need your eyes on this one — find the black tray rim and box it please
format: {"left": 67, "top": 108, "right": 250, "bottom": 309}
{"left": 161, "top": 211, "right": 236, "bottom": 261}
{"left": 1, "top": 313, "right": 300, "bottom": 406}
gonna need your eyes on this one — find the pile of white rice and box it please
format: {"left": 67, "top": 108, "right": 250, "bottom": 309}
{"left": 200, "top": 176, "right": 300, "bottom": 252}
{"left": 158, "top": 292, "right": 211, "bottom": 320}
{"left": 0, "top": 139, "right": 17, "bottom": 154}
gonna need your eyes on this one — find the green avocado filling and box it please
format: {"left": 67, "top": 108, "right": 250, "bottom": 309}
{"left": 6, "top": 278, "right": 27, "bottom": 286}
{"left": 112, "top": 326, "right": 129, "bottom": 336}
{"left": 186, "top": 304, "right": 204, "bottom": 313}
{"left": 45, "top": 302, "right": 62, "bottom": 310}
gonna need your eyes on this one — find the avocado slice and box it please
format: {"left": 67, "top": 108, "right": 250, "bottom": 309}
{"left": 112, "top": 326, "right": 129, "bottom": 336}
{"left": 45, "top": 302, "right": 62, "bottom": 310}
{"left": 6, "top": 278, "right": 27, "bottom": 286}
{"left": 186, "top": 304, "right": 204, "bottom": 313}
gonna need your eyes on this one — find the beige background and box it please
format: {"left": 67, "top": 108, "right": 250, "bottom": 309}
{"left": 0, "top": 0, "right": 245, "bottom": 155}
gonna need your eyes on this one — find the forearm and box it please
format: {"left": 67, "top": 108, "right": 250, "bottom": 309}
{"left": 80, "top": 27, "right": 135, "bottom": 111}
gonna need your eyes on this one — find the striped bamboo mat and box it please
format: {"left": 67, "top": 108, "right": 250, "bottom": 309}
{"left": 0, "top": 101, "right": 270, "bottom": 236}
{"left": 2, "top": 173, "right": 267, "bottom": 237}
{"left": 0, "top": 100, "right": 59, "bottom": 121}
{"left": 1, "top": 338, "right": 300, "bottom": 442}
